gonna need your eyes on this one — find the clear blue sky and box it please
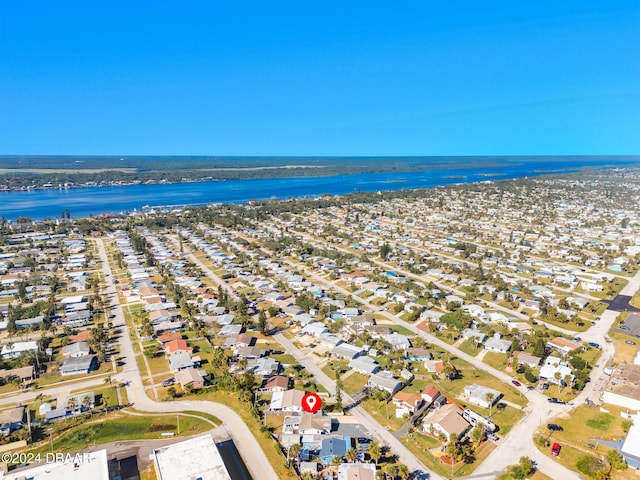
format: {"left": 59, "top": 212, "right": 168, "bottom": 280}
{"left": 1, "top": 1, "right": 638, "bottom": 156}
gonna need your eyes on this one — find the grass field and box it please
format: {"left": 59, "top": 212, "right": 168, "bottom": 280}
{"left": 482, "top": 352, "right": 509, "bottom": 371}
{"left": 342, "top": 372, "right": 368, "bottom": 395}
{"left": 535, "top": 403, "right": 636, "bottom": 479}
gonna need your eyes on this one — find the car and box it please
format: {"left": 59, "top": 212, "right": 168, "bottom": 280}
{"left": 588, "top": 342, "right": 600, "bottom": 348}
{"left": 487, "top": 433, "right": 499, "bottom": 441}
{"left": 162, "top": 378, "right": 175, "bottom": 387}
{"left": 108, "top": 313, "right": 116, "bottom": 318}
{"left": 626, "top": 340, "right": 637, "bottom": 345}
{"left": 551, "top": 442, "right": 561, "bottom": 456}
{"left": 511, "top": 380, "right": 521, "bottom": 387}
{"left": 357, "top": 437, "right": 371, "bottom": 444}
{"left": 621, "top": 326, "right": 630, "bottom": 330}
{"left": 573, "top": 336, "right": 581, "bottom": 342}
{"left": 547, "top": 397, "right": 566, "bottom": 404}
{"left": 547, "top": 423, "right": 563, "bottom": 431}
{"left": 541, "top": 383, "right": 549, "bottom": 390}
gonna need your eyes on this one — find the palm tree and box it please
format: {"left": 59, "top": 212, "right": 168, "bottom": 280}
{"left": 369, "top": 440, "right": 382, "bottom": 465}
{"left": 397, "top": 463, "right": 410, "bottom": 480}
{"left": 288, "top": 443, "right": 302, "bottom": 467}
{"left": 486, "top": 393, "right": 495, "bottom": 416}
{"left": 345, "top": 448, "right": 357, "bottom": 463}
{"left": 554, "top": 371, "right": 562, "bottom": 395}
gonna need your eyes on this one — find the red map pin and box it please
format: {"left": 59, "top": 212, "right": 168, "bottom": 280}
{"left": 301, "top": 392, "right": 322, "bottom": 413}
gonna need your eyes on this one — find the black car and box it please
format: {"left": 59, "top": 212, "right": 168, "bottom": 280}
{"left": 548, "top": 397, "right": 566, "bottom": 404}
{"left": 547, "top": 423, "right": 563, "bottom": 431}
{"left": 357, "top": 437, "right": 371, "bottom": 444}
{"left": 162, "top": 378, "right": 175, "bottom": 387}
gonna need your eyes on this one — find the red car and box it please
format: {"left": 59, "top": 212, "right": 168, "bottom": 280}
{"left": 551, "top": 443, "right": 561, "bottom": 456}
{"left": 512, "top": 380, "right": 521, "bottom": 387}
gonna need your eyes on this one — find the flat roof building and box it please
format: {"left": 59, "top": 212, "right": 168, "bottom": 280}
{"left": 0, "top": 448, "right": 109, "bottom": 480}
{"left": 152, "top": 434, "right": 231, "bottom": 480}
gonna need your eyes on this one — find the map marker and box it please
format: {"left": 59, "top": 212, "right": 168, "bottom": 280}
{"left": 301, "top": 392, "right": 322, "bottom": 413}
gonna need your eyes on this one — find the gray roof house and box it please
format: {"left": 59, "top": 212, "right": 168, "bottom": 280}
{"left": 484, "top": 336, "right": 512, "bottom": 353}
{"left": 60, "top": 355, "right": 97, "bottom": 376}
{"left": 331, "top": 343, "right": 364, "bottom": 360}
{"left": 169, "top": 352, "right": 194, "bottom": 372}
{"left": 368, "top": 371, "right": 403, "bottom": 395}
{"left": 349, "top": 356, "right": 380, "bottom": 375}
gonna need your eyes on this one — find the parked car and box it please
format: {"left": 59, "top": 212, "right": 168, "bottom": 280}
{"left": 551, "top": 442, "right": 561, "bottom": 456}
{"left": 487, "top": 433, "right": 499, "bottom": 441}
{"left": 621, "top": 326, "right": 630, "bottom": 331}
{"left": 162, "top": 378, "right": 175, "bottom": 387}
{"left": 588, "top": 342, "right": 600, "bottom": 348}
{"left": 626, "top": 340, "right": 636, "bottom": 345}
{"left": 547, "top": 423, "right": 563, "bottom": 431}
{"left": 512, "top": 380, "right": 521, "bottom": 387}
{"left": 548, "top": 397, "right": 566, "bottom": 404}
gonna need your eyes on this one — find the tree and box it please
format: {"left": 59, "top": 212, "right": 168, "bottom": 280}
{"left": 345, "top": 448, "right": 357, "bottom": 463}
{"left": 288, "top": 443, "right": 302, "bottom": 467}
{"left": 533, "top": 338, "right": 546, "bottom": 357}
{"left": 519, "top": 456, "right": 534, "bottom": 476}
{"left": 258, "top": 310, "right": 269, "bottom": 335}
{"left": 369, "top": 440, "right": 382, "bottom": 465}
{"left": 606, "top": 449, "right": 627, "bottom": 470}
{"left": 335, "top": 370, "right": 343, "bottom": 412}
{"left": 379, "top": 243, "right": 391, "bottom": 259}
{"left": 397, "top": 463, "right": 410, "bottom": 480}
{"left": 167, "top": 386, "right": 177, "bottom": 398}
{"left": 486, "top": 393, "right": 495, "bottom": 416}
{"left": 470, "top": 424, "right": 485, "bottom": 448}
{"left": 510, "top": 465, "right": 526, "bottom": 479}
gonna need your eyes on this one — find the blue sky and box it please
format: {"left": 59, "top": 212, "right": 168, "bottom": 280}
{"left": 1, "top": 1, "right": 638, "bottom": 156}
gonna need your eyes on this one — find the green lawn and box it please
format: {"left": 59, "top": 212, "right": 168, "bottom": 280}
{"left": 458, "top": 339, "right": 482, "bottom": 357}
{"left": 24, "top": 411, "right": 212, "bottom": 461}
{"left": 482, "top": 352, "right": 509, "bottom": 371}
{"left": 535, "top": 403, "right": 634, "bottom": 478}
{"left": 361, "top": 398, "right": 406, "bottom": 431}
{"left": 342, "top": 372, "right": 368, "bottom": 395}
{"left": 322, "top": 359, "right": 350, "bottom": 377}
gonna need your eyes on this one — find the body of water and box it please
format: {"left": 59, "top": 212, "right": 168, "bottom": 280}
{"left": 0, "top": 157, "right": 636, "bottom": 220}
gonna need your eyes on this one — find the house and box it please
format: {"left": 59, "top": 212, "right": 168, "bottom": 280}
{"left": 0, "top": 406, "right": 24, "bottom": 435}
{"left": 484, "top": 335, "right": 512, "bottom": 353}
{"left": 337, "top": 463, "right": 376, "bottom": 480}
{"left": 421, "top": 386, "right": 442, "bottom": 405}
{"left": 391, "top": 391, "right": 424, "bottom": 412}
{"left": 164, "top": 339, "right": 193, "bottom": 356}
{"left": 235, "top": 333, "right": 255, "bottom": 348}
{"left": 175, "top": 368, "right": 205, "bottom": 389}
{"left": 157, "top": 331, "right": 183, "bottom": 344}
{"left": 332, "top": 343, "right": 364, "bottom": 360}
{"left": 270, "top": 389, "right": 306, "bottom": 412}
{"left": 385, "top": 332, "right": 412, "bottom": 350}
{"left": 463, "top": 384, "right": 502, "bottom": 409}
{"left": 60, "top": 355, "right": 97, "bottom": 375}
{"left": 539, "top": 357, "right": 574, "bottom": 385}
{"left": 16, "top": 315, "right": 45, "bottom": 330}
{"left": 61, "top": 341, "right": 91, "bottom": 358}
{"left": 424, "top": 360, "right": 445, "bottom": 375}
{"left": 300, "top": 322, "right": 329, "bottom": 337}
{"left": 349, "top": 356, "right": 380, "bottom": 375}
{"left": 169, "top": 352, "right": 194, "bottom": 372}
{"left": 0, "top": 366, "right": 35, "bottom": 384}
{"left": 259, "top": 375, "right": 290, "bottom": 393}
{"left": 299, "top": 413, "right": 331, "bottom": 435}
{"left": 236, "top": 346, "right": 268, "bottom": 360}
{"left": 547, "top": 337, "right": 582, "bottom": 355}
{"left": 319, "top": 437, "right": 348, "bottom": 464}
{"left": 406, "top": 348, "right": 432, "bottom": 362}
{"left": 602, "top": 363, "right": 640, "bottom": 411}
{"left": 515, "top": 352, "right": 542, "bottom": 369}
{"left": 368, "top": 371, "right": 403, "bottom": 395}
{"left": 460, "top": 329, "right": 487, "bottom": 343}
{"left": 423, "top": 404, "right": 470, "bottom": 439}
{"left": 219, "top": 324, "right": 244, "bottom": 337}
{"left": 251, "top": 357, "right": 280, "bottom": 376}
{"left": 1, "top": 341, "right": 38, "bottom": 359}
